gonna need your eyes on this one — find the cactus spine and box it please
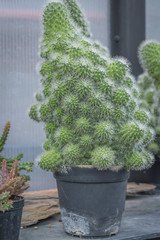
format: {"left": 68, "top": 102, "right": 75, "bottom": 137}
{"left": 29, "top": 0, "right": 154, "bottom": 171}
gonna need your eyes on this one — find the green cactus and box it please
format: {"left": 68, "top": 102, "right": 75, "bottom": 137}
{"left": 29, "top": 0, "right": 154, "bottom": 171}
{"left": 138, "top": 40, "right": 160, "bottom": 158}
{"left": 0, "top": 121, "right": 10, "bottom": 153}
{"left": 0, "top": 121, "right": 33, "bottom": 181}
{"left": 62, "top": 0, "right": 90, "bottom": 37}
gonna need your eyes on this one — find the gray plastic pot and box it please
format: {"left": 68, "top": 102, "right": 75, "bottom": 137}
{"left": 0, "top": 196, "right": 24, "bottom": 240}
{"left": 54, "top": 166, "right": 129, "bottom": 237}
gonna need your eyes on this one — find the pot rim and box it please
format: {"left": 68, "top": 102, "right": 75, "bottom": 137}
{"left": 54, "top": 165, "right": 129, "bottom": 183}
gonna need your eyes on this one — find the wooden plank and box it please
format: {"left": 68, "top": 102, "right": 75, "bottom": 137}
{"left": 21, "top": 189, "right": 59, "bottom": 227}
{"left": 21, "top": 189, "right": 58, "bottom": 199}
{"left": 127, "top": 182, "right": 156, "bottom": 194}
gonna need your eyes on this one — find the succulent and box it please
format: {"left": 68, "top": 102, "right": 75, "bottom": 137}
{"left": 0, "top": 160, "right": 29, "bottom": 195}
{"left": 0, "top": 121, "right": 33, "bottom": 180}
{"left": 0, "top": 160, "right": 29, "bottom": 212}
{"left": 138, "top": 41, "right": 160, "bottom": 158}
{"left": 0, "top": 192, "right": 13, "bottom": 212}
{"left": 29, "top": 0, "right": 154, "bottom": 171}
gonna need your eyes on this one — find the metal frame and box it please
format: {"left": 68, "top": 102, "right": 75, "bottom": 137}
{"left": 110, "top": 0, "right": 145, "bottom": 76}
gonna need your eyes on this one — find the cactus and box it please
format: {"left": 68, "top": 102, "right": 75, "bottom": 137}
{"left": 29, "top": 0, "right": 154, "bottom": 171}
{"left": 138, "top": 40, "right": 160, "bottom": 158}
{"left": 0, "top": 160, "right": 29, "bottom": 195}
{"left": 0, "top": 121, "right": 10, "bottom": 153}
{"left": 0, "top": 160, "right": 29, "bottom": 212}
{"left": 0, "top": 121, "right": 33, "bottom": 180}
{"left": 62, "top": 0, "right": 90, "bottom": 37}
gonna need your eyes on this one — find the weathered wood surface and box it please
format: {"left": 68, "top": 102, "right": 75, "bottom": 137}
{"left": 21, "top": 189, "right": 58, "bottom": 199}
{"left": 21, "top": 189, "right": 59, "bottom": 227}
{"left": 127, "top": 182, "right": 156, "bottom": 194}
{"left": 21, "top": 183, "right": 156, "bottom": 227}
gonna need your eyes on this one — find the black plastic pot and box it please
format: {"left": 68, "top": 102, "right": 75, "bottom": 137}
{"left": 54, "top": 166, "right": 129, "bottom": 237}
{"left": 0, "top": 196, "right": 24, "bottom": 240}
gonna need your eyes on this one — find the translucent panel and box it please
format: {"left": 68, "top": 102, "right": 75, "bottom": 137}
{"left": 146, "top": 0, "right": 160, "bottom": 40}
{"left": 79, "top": 0, "right": 109, "bottom": 46}
{"left": 0, "top": 0, "right": 109, "bottom": 190}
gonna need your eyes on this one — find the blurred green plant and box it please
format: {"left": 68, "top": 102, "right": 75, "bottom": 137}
{"left": 138, "top": 41, "right": 160, "bottom": 158}
{"left": 0, "top": 121, "right": 33, "bottom": 181}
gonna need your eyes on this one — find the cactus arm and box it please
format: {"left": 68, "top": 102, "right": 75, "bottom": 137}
{"left": 1, "top": 159, "right": 9, "bottom": 183}
{"left": 10, "top": 160, "right": 19, "bottom": 179}
{"left": 61, "top": 0, "right": 90, "bottom": 37}
{"left": 19, "top": 162, "right": 33, "bottom": 172}
{"left": 0, "top": 155, "right": 33, "bottom": 177}
{"left": 0, "top": 121, "right": 10, "bottom": 153}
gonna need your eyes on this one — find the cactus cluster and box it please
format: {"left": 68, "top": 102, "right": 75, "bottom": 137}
{"left": 138, "top": 41, "right": 160, "bottom": 157}
{"left": 0, "top": 160, "right": 29, "bottom": 212}
{"left": 0, "top": 121, "right": 33, "bottom": 180}
{"left": 29, "top": 0, "right": 154, "bottom": 171}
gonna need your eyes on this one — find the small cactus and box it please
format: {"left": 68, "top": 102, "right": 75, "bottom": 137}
{"left": 0, "top": 160, "right": 29, "bottom": 195}
{"left": 138, "top": 40, "right": 160, "bottom": 158}
{"left": 0, "top": 121, "right": 33, "bottom": 181}
{"left": 0, "top": 160, "right": 29, "bottom": 212}
{"left": 29, "top": 0, "right": 154, "bottom": 171}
